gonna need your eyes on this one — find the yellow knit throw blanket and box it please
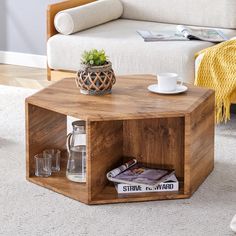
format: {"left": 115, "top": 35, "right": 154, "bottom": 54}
{"left": 195, "top": 39, "right": 236, "bottom": 123}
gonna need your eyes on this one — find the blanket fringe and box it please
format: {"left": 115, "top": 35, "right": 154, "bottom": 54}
{"left": 216, "top": 96, "right": 231, "bottom": 123}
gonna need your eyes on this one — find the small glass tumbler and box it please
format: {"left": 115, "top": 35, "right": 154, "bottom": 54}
{"left": 35, "top": 153, "right": 52, "bottom": 177}
{"left": 43, "top": 149, "right": 61, "bottom": 172}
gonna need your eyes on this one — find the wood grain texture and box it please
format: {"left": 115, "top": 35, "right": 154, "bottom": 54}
{"left": 25, "top": 104, "right": 67, "bottom": 177}
{"left": 28, "top": 176, "right": 88, "bottom": 203}
{"left": 87, "top": 120, "right": 123, "bottom": 201}
{"left": 26, "top": 74, "right": 215, "bottom": 204}
{"left": 123, "top": 118, "right": 184, "bottom": 179}
{"left": 26, "top": 75, "right": 214, "bottom": 121}
{"left": 185, "top": 93, "right": 215, "bottom": 194}
{"left": 28, "top": 152, "right": 88, "bottom": 203}
{"left": 25, "top": 104, "right": 89, "bottom": 203}
{"left": 89, "top": 183, "right": 188, "bottom": 205}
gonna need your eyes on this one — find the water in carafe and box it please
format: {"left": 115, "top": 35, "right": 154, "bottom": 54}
{"left": 66, "top": 120, "right": 86, "bottom": 183}
{"left": 66, "top": 145, "right": 86, "bottom": 182}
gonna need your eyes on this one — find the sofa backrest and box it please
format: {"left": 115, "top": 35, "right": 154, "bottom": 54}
{"left": 120, "top": 0, "right": 236, "bottom": 29}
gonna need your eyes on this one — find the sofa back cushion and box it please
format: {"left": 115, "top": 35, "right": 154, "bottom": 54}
{"left": 120, "top": 0, "right": 236, "bottom": 29}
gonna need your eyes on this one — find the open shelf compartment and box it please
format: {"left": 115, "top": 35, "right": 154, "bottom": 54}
{"left": 26, "top": 104, "right": 90, "bottom": 203}
{"left": 87, "top": 118, "right": 188, "bottom": 204}
{"left": 26, "top": 104, "right": 190, "bottom": 204}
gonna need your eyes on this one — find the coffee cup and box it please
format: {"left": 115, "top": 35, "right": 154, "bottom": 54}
{"left": 157, "top": 73, "right": 183, "bottom": 92}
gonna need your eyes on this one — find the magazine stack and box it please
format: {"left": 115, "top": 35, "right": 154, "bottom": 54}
{"left": 106, "top": 159, "right": 179, "bottom": 194}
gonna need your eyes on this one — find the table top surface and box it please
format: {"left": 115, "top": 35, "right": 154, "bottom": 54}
{"left": 26, "top": 75, "right": 214, "bottom": 121}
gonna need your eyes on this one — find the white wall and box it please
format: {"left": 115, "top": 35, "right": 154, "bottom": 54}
{"left": 0, "top": 0, "right": 61, "bottom": 56}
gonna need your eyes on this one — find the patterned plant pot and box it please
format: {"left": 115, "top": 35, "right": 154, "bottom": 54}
{"left": 75, "top": 62, "right": 116, "bottom": 95}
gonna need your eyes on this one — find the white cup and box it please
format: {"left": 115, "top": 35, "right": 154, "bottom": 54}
{"left": 157, "top": 73, "right": 183, "bottom": 92}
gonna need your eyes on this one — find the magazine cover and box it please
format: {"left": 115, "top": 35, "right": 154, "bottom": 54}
{"left": 115, "top": 174, "right": 179, "bottom": 194}
{"left": 137, "top": 25, "right": 228, "bottom": 43}
{"left": 137, "top": 30, "right": 188, "bottom": 42}
{"left": 176, "top": 25, "right": 228, "bottom": 43}
{"left": 107, "top": 159, "right": 175, "bottom": 187}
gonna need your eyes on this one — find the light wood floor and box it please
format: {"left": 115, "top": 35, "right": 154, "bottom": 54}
{"left": 0, "top": 64, "right": 52, "bottom": 89}
{"left": 0, "top": 64, "right": 76, "bottom": 89}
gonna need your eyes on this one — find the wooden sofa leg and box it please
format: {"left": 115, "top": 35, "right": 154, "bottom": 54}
{"left": 47, "top": 66, "right": 52, "bottom": 81}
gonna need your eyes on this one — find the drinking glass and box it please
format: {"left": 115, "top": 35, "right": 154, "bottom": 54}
{"left": 34, "top": 153, "right": 52, "bottom": 177}
{"left": 43, "top": 149, "right": 61, "bottom": 172}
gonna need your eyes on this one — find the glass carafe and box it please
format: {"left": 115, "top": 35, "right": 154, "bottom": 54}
{"left": 66, "top": 120, "right": 86, "bottom": 183}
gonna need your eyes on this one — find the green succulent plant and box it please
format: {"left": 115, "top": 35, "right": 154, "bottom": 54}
{"left": 81, "top": 49, "right": 108, "bottom": 66}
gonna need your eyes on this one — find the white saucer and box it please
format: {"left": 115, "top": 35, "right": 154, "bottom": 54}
{"left": 148, "top": 84, "right": 188, "bottom": 94}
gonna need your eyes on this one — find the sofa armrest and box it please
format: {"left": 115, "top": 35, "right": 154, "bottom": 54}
{"left": 47, "top": 0, "right": 95, "bottom": 39}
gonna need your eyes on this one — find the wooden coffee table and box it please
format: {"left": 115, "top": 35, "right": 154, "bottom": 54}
{"left": 25, "top": 75, "right": 215, "bottom": 205}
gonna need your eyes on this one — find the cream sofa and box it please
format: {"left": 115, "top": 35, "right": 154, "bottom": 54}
{"left": 47, "top": 0, "right": 236, "bottom": 96}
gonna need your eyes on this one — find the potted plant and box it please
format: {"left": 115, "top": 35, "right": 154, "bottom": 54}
{"left": 76, "top": 49, "right": 116, "bottom": 95}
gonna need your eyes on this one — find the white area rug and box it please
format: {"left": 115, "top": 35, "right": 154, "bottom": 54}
{"left": 0, "top": 85, "right": 236, "bottom": 236}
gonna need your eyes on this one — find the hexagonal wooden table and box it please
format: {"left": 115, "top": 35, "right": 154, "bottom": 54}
{"left": 25, "top": 75, "right": 215, "bottom": 205}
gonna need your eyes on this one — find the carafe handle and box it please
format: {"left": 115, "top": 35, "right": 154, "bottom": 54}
{"left": 66, "top": 133, "right": 72, "bottom": 153}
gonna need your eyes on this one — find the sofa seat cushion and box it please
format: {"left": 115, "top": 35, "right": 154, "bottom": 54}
{"left": 47, "top": 19, "right": 236, "bottom": 83}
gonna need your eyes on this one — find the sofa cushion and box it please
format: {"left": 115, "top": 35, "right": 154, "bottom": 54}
{"left": 47, "top": 19, "right": 236, "bottom": 83}
{"left": 54, "top": 0, "right": 123, "bottom": 35}
{"left": 120, "top": 0, "right": 236, "bottom": 29}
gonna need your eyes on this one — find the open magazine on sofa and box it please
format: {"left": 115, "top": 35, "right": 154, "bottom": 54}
{"left": 137, "top": 25, "right": 228, "bottom": 43}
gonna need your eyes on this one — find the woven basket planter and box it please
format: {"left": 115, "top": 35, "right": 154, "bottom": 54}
{"left": 75, "top": 62, "right": 116, "bottom": 95}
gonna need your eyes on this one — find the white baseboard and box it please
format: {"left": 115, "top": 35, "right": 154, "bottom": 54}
{"left": 0, "top": 51, "right": 47, "bottom": 69}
